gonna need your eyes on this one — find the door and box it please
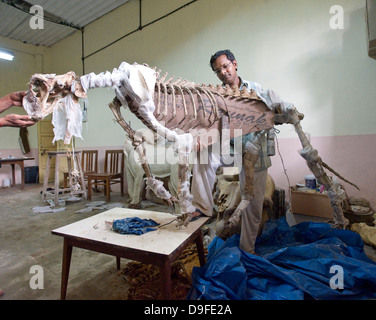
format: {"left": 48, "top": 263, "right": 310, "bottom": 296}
{"left": 38, "top": 115, "right": 56, "bottom": 184}
{"left": 37, "top": 117, "right": 73, "bottom": 185}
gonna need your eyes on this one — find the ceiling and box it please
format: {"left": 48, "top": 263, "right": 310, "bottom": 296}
{"left": 0, "top": 0, "right": 130, "bottom": 47}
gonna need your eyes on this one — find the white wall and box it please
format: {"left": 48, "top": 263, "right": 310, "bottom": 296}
{"left": 47, "top": 0, "right": 376, "bottom": 142}
{"left": 1, "top": 0, "right": 375, "bottom": 206}
{"left": 0, "top": 36, "right": 49, "bottom": 149}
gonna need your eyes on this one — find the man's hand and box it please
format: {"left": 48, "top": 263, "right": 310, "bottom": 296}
{"left": 1, "top": 114, "right": 38, "bottom": 128}
{"left": 194, "top": 140, "right": 208, "bottom": 152}
{"left": 0, "top": 91, "right": 27, "bottom": 112}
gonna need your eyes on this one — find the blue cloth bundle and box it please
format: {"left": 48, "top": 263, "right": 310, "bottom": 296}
{"left": 112, "top": 217, "right": 160, "bottom": 235}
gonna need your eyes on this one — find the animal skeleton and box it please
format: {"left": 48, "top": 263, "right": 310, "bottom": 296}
{"left": 124, "top": 127, "right": 186, "bottom": 213}
{"left": 23, "top": 62, "right": 357, "bottom": 229}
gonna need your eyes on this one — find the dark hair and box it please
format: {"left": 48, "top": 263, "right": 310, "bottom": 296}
{"left": 209, "top": 49, "right": 236, "bottom": 70}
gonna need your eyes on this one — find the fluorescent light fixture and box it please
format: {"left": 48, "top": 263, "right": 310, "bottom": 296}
{"left": 0, "top": 50, "right": 14, "bottom": 61}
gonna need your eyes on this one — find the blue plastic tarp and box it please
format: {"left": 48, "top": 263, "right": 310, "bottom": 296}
{"left": 189, "top": 217, "right": 376, "bottom": 300}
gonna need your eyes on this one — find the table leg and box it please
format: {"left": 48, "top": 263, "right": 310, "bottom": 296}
{"left": 194, "top": 230, "right": 206, "bottom": 267}
{"left": 116, "top": 256, "right": 121, "bottom": 270}
{"left": 54, "top": 155, "right": 60, "bottom": 205}
{"left": 60, "top": 238, "right": 73, "bottom": 300}
{"left": 20, "top": 162, "right": 25, "bottom": 189}
{"left": 159, "top": 259, "right": 172, "bottom": 300}
{"left": 10, "top": 164, "right": 16, "bottom": 187}
{"left": 42, "top": 156, "right": 51, "bottom": 201}
{"left": 106, "top": 178, "right": 110, "bottom": 202}
{"left": 87, "top": 177, "right": 92, "bottom": 200}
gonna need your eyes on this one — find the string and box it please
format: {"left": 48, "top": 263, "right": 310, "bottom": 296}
{"left": 275, "top": 130, "right": 291, "bottom": 191}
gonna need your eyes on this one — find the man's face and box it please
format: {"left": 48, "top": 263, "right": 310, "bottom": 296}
{"left": 212, "top": 54, "right": 238, "bottom": 87}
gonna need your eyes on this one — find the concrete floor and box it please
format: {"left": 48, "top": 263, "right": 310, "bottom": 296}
{"left": 1, "top": 183, "right": 375, "bottom": 300}
{"left": 0, "top": 183, "right": 173, "bottom": 300}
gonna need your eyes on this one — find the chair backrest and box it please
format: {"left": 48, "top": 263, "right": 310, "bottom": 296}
{"left": 81, "top": 150, "right": 98, "bottom": 173}
{"left": 104, "top": 150, "right": 124, "bottom": 174}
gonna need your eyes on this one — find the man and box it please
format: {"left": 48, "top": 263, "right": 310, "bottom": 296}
{"left": 0, "top": 91, "right": 37, "bottom": 127}
{"left": 0, "top": 91, "right": 37, "bottom": 297}
{"left": 190, "top": 49, "right": 272, "bottom": 254}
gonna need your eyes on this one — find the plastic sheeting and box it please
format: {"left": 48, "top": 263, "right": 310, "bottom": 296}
{"left": 189, "top": 218, "right": 376, "bottom": 300}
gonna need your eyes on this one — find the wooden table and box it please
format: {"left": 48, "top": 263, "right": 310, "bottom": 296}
{"left": 0, "top": 157, "right": 35, "bottom": 189}
{"left": 51, "top": 208, "right": 208, "bottom": 300}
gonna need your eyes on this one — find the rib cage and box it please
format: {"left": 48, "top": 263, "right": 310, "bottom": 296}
{"left": 154, "top": 68, "right": 262, "bottom": 121}
{"left": 127, "top": 66, "right": 274, "bottom": 140}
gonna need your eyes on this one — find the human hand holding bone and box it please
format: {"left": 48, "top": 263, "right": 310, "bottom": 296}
{"left": 0, "top": 113, "right": 37, "bottom": 128}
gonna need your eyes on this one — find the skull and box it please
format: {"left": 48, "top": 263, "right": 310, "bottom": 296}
{"left": 23, "top": 71, "right": 87, "bottom": 120}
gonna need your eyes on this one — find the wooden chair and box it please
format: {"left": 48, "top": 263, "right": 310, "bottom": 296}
{"left": 87, "top": 150, "right": 124, "bottom": 202}
{"left": 81, "top": 150, "right": 99, "bottom": 178}
{"left": 64, "top": 150, "right": 99, "bottom": 188}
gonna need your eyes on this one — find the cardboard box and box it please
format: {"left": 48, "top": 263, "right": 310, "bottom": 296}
{"left": 290, "top": 186, "right": 333, "bottom": 218}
